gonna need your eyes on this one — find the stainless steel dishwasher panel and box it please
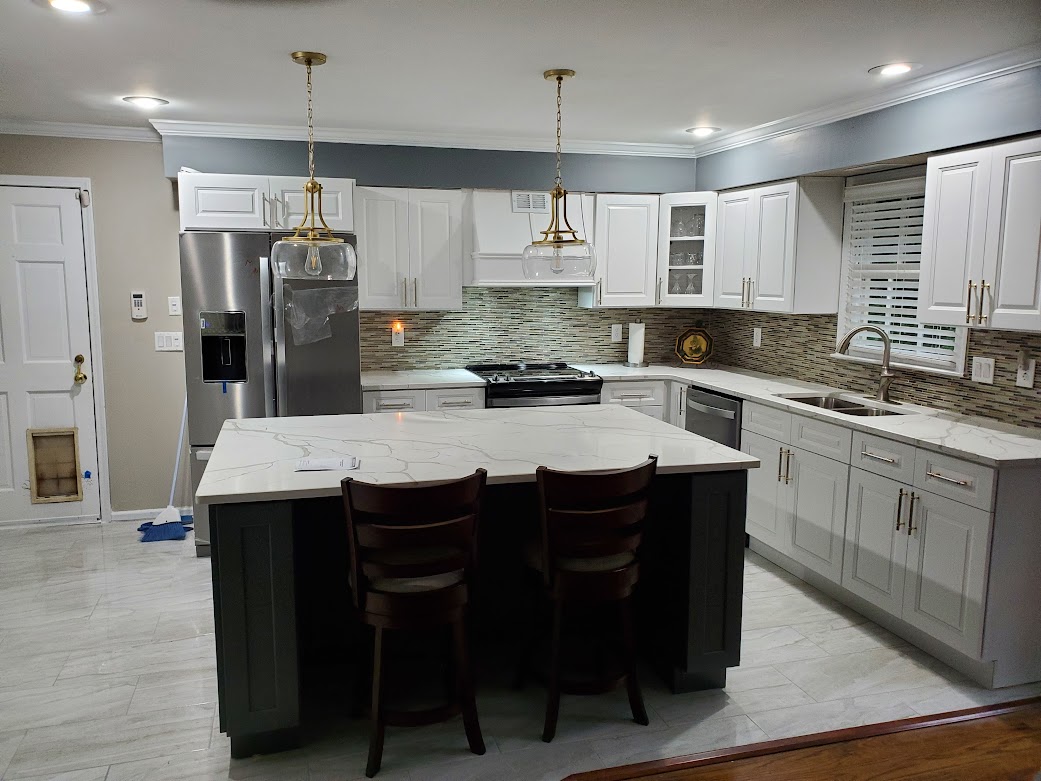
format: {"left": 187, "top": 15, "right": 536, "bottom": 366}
{"left": 684, "top": 387, "right": 742, "bottom": 449}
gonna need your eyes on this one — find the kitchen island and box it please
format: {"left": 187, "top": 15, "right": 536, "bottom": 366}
{"left": 198, "top": 404, "right": 759, "bottom": 758}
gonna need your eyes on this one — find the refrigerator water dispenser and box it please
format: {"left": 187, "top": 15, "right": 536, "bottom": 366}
{"left": 200, "top": 311, "right": 247, "bottom": 383}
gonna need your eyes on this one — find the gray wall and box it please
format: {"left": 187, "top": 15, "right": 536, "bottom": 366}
{"left": 163, "top": 136, "right": 696, "bottom": 193}
{"left": 696, "top": 66, "right": 1041, "bottom": 191}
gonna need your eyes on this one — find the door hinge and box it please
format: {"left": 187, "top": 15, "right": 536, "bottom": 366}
{"left": 77, "top": 190, "right": 91, "bottom": 207}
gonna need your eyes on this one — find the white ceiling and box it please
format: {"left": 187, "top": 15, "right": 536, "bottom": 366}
{"left": 1, "top": 0, "right": 1039, "bottom": 151}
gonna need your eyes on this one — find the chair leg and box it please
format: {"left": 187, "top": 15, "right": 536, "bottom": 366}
{"left": 453, "top": 617, "right": 486, "bottom": 756}
{"left": 620, "top": 597, "right": 649, "bottom": 727}
{"left": 542, "top": 597, "right": 564, "bottom": 743}
{"left": 366, "top": 626, "right": 387, "bottom": 778}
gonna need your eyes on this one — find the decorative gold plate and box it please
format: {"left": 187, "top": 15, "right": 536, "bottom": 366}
{"left": 675, "top": 327, "right": 713, "bottom": 365}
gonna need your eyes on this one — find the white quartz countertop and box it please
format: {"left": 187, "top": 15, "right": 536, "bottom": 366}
{"left": 361, "top": 368, "right": 485, "bottom": 390}
{"left": 197, "top": 403, "right": 759, "bottom": 505}
{"left": 576, "top": 363, "right": 1041, "bottom": 468}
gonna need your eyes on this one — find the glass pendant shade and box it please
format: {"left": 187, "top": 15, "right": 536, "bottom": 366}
{"left": 271, "top": 238, "right": 357, "bottom": 280}
{"left": 521, "top": 242, "right": 596, "bottom": 280}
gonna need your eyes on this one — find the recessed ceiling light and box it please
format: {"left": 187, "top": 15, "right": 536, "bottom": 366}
{"left": 33, "top": 0, "right": 107, "bottom": 14}
{"left": 685, "top": 127, "right": 720, "bottom": 138}
{"left": 868, "top": 62, "right": 921, "bottom": 77}
{"left": 122, "top": 96, "right": 169, "bottom": 109}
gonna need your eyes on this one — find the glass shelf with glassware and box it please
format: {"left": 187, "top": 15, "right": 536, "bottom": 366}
{"left": 667, "top": 238, "right": 705, "bottom": 270}
{"left": 668, "top": 205, "right": 707, "bottom": 239}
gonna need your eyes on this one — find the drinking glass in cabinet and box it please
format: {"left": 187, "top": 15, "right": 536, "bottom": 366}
{"left": 691, "top": 213, "right": 705, "bottom": 236}
{"left": 669, "top": 268, "right": 702, "bottom": 295}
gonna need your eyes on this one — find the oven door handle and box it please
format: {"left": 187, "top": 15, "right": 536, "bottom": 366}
{"left": 488, "top": 394, "right": 602, "bottom": 407}
{"left": 686, "top": 399, "right": 737, "bottom": 419}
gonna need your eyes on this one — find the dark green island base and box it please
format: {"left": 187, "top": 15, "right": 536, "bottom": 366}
{"left": 209, "top": 470, "right": 747, "bottom": 759}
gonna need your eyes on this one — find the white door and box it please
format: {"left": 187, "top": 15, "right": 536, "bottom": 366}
{"left": 657, "top": 192, "right": 717, "bottom": 307}
{"left": 0, "top": 186, "right": 100, "bottom": 524}
{"left": 410, "top": 189, "right": 463, "bottom": 310}
{"left": 594, "top": 195, "right": 659, "bottom": 307}
{"left": 355, "top": 187, "right": 411, "bottom": 310}
{"left": 177, "top": 172, "right": 270, "bottom": 231}
{"left": 919, "top": 149, "right": 992, "bottom": 326}
{"left": 749, "top": 181, "right": 797, "bottom": 312}
{"left": 981, "top": 137, "right": 1041, "bottom": 331}
{"left": 713, "top": 189, "right": 754, "bottom": 309}
{"left": 742, "top": 431, "right": 787, "bottom": 553}
{"left": 902, "top": 490, "right": 990, "bottom": 658}
{"left": 784, "top": 446, "right": 849, "bottom": 584}
{"left": 270, "top": 176, "right": 355, "bottom": 232}
{"left": 841, "top": 469, "right": 907, "bottom": 615}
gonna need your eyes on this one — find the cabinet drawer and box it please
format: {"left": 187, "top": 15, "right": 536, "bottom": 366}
{"left": 914, "top": 450, "right": 995, "bottom": 511}
{"left": 425, "top": 387, "right": 485, "bottom": 411}
{"left": 630, "top": 405, "right": 664, "bottom": 421}
{"left": 851, "top": 432, "right": 916, "bottom": 483}
{"left": 742, "top": 402, "right": 791, "bottom": 443}
{"left": 601, "top": 381, "right": 665, "bottom": 406}
{"left": 791, "top": 414, "right": 852, "bottom": 462}
{"left": 363, "top": 390, "right": 426, "bottom": 414}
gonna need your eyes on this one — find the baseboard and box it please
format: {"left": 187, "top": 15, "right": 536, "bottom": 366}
{"left": 0, "top": 516, "right": 100, "bottom": 530}
{"left": 109, "top": 506, "right": 193, "bottom": 523}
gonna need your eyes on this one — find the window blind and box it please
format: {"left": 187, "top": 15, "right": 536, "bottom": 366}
{"left": 840, "top": 178, "right": 964, "bottom": 373}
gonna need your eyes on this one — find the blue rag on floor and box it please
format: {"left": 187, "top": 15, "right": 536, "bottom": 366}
{"left": 138, "top": 520, "right": 194, "bottom": 542}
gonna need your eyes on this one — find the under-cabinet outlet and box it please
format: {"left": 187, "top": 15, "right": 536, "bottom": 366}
{"left": 391, "top": 321, "right": 405, "bottom": 347}
{"left": 753, "top": 327, "right": 762, "bottom": 348}
{"left": 971, "top": 357, "right": 995, "bottom": 384}
{"left": 611, "top": 324, "right": 623, "bottom": 342}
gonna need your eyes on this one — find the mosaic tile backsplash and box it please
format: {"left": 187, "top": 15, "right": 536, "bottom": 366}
{"left": 360, "top": 289, "right": 1041, "bottom": 428}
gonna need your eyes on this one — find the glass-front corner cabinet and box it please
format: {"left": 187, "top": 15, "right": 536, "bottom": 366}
{"left": 656, "top": 192, "right": 718, "bottom": 307}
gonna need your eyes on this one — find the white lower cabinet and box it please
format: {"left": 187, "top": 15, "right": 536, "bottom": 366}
{"left": 842, "top": 469, "right": 910, "bottom": 615}
{"left": 362, "top": 389, "right": 426, "bottom": 413}
{"left": 785, "top": 447, "right": 850, "bottom": 585}
{"left": 666, "top": 381, "right": 687, "bottom": 428}
{"left": 741, "top": 431, "right": 790, "bottom": 554}
{"left": 425, "top": 387, "right": 485, "bottom": 411}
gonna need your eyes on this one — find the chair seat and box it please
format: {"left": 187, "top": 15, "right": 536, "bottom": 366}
{"left": 523, "top": 541, "right": 634, "bottom": 573}
{"left": 370, "top": 570, "right": 464, "bottom": 594}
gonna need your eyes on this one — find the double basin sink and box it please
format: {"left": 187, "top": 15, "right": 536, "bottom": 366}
{"left": 777, "top": 393, "right": 910, "bottom": 417}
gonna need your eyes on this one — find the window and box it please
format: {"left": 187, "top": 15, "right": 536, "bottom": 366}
{"left": 836, "top": 177, "right": 967, "bottom": 375}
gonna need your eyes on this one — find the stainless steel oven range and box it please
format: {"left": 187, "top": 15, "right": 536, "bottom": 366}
{"left": 466, "top": 362, "right": 603, "bottom": 407}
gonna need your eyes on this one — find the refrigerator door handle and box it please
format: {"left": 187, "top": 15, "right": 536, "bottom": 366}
{"left": 259, "top": 256, "right": 276, "bottom": 417}
{"left": 271, "top": 260, "right": 288, "bottom": 416}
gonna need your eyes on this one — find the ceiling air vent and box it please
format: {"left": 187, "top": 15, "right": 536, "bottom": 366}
{"left": 511, "top": 191, "right": 550, "bottom": 214}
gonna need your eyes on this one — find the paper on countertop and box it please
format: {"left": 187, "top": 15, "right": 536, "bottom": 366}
{"left": 295, "top": 457, "right": 360, "bottom": 471}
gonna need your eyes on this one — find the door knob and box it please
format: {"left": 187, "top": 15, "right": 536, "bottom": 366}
{"left": 73, "top": 354, "right": 88, "bottom": 385}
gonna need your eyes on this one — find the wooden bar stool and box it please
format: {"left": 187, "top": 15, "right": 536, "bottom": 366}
{"left": 518, "top": 456, "right": 657, "bottom": 743}
{"left": 341, "top": 470, "right": 488, "bottom": 777}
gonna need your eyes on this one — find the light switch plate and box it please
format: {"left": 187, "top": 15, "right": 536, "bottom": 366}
{"left": 168, "top": 296, "right": 181, "bottom": 316}
{"left": 611, "top": 324, "right": 623, "bottom": 342}
{"left": 753, "top": 327, "right": 762, "bottom": 348}
{"left": 154, "top": 332, "right": 184, "bottom": 352}
{"left": 1016, "top": 358, "right": 1036, "bottom": 388}
{"left": 971, "top": 356, "right": 995, "bottom": 384}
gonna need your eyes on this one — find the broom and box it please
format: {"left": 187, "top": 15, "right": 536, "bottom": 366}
{"left": 152, "top": 396, "right": 188, "bottom": 526}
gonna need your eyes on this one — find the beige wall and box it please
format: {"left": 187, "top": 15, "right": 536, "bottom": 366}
{"left": 0, "top": 135, "right": 189, "bottom": 512}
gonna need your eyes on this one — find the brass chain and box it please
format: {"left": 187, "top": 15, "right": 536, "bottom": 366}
{"left": 554, "top": 75, "right": 563, "bottom": 187}
{"left": 306, "top": 61, "right": 315, "bottom": 181}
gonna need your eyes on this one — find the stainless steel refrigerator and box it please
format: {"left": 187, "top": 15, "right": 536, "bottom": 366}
{"left": 179, "top": 231, "right": 361, "bottom": 555}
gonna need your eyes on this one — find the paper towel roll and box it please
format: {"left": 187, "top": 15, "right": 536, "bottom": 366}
{"left": 627, "top": 322, "right": 646, "bottom": 366}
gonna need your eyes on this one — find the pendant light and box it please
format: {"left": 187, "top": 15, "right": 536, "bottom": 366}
{"left": 521, "top": 69, "right": 596, "bottom": 281}
{"left": 271, "top": 52, "right": 357, "bottom": 280}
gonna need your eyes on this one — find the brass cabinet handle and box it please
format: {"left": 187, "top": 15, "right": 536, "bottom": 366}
{"left": 748, "top": 278, "right": 755, "bottom": 308}
{"left": 925, "top": 470, "right": 970, "bottom": 487}
{"left": 777, "top": 447, "right": 784, "bottom": 482}
{"left": 966, "top": 279, "right": 976, "bottom": 324}
{"left": 907, "top": 492, "right": 919, "bottom": 535}
{"left": 979, "top": 280, "right": 990, "bottom": 325}
{"left": 862, "top": 449, "right": 896, "bottom": 464}
{"left": 412, "top": 277, "right": 418, "bottom": 307}
{"left": 73, "top": 354, "right": 88, "bottom": 385}
{"left": 896, "top": 488, "right": 906, "bottom": 531}
{"left": 597, "top": 279, "right": 603, "bottom": 306}
{"left": 742, "top": 278, "right": 749, "bottom": 307}
{"left": 401, "top": 278, "right": 408, "bottom": 307}
{"left": 783, "top": 448, "right": 792, "bottom": 484}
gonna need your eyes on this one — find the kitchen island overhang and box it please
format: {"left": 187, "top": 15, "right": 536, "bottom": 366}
{"left": 198, "top": 404, "right": 759, "bottom": 758}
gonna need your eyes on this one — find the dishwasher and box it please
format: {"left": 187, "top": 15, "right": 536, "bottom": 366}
{"left": 684, "top": 387, "right": 742, "bottom": 449}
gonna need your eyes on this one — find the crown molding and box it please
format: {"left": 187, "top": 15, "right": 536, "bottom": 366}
{"left": 693, "top": 43, "right": 1041, "bottom": 157}
{"left": 0, "top": 119, "right": 160, "bottom": 143}
{"left": 149, "top": 120, "right": 698, "bottom": 159}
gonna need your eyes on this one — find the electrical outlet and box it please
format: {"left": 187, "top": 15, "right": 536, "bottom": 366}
{"left": 753, "top": 327, "right": 762, "bottom": 348}
{"left": 611, "top": 324, "right": 623, "bottom": 342}
{"left": 971, "top": 356, "right": 995, "bottom": 384}
{"left": 168, "top": 296, "right": 182, "bottom": 316}
{"left": 1016, "top": 358, "right": 1036, "bottom": 389}
{"left": 391, "top": 321, "right": 405, "bottom": 347}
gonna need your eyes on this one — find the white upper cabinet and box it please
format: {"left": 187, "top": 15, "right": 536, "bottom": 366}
{"left": 584, "top": 194, "right": 659, "bottom": 308}
{"left": 713, "top": 178, "right": 842, "bottom": 314}
{"left": 919, "top": 149, "right": 992, "bottom": 327}
{"left": 269, "top": 176, "right": 355, "bottom": 232}
{"left": 178, "top": 172, "right": 355, "bottom": 232}
{"left": 920, "top": 135, "right": 1041, "bottom": 332}
{"left": 981, "top": 137, "right": 1041, "bottom": 331}
{"left": 656, "top": 192, "right": 717, "bottom": 307}
{"left": 354, "top": 187, "right": 462, "bottom": 311}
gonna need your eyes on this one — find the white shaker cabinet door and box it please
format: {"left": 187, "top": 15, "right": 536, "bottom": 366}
{"left": 355, "top": 187, "right": 411, "bottom": 310}
{"left": 593, "top": 195, "right": 659, "bottom": 307}
{"left": 742, "top": 431, "right": 788, "bottom": 554}
{"left": 902, "top": 490, "right": 990, "bottom": 658}
{"left": 841, "top": 469, "right": 908, "bottom": 616}
{"left": 409, "top": 189, "right": 463, "bottom": 310}
{"left": 748, "top": 181, "right": 797, "bottom": 312}
{"left": 270, "top": 176, "right": 355, "bottom": 232}
{"left": 713, "top": 190, "right": 754, "bottom": 309}
{"left": 783, "top": 447, "right": 849, "bottom": 585}
{"left": 919, "top": 149, "right": 992, "bottom": 326}
{"left": 178, "top": 173, "right": 270, "bottom": 231}
{"left": 981, "top": 136, "right": 1041, "bottom": 332}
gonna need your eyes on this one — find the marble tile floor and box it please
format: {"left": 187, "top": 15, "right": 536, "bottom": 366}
{"left": 1, "top": 523, "right": 1038, "bottom": 780}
